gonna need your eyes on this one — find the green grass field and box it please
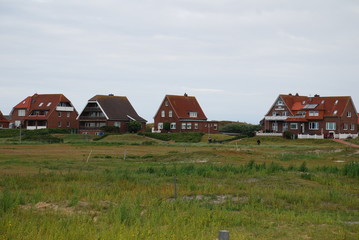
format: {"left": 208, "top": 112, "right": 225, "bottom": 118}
{"left": 0, "top": 135, "right": 358, "bottom": 239}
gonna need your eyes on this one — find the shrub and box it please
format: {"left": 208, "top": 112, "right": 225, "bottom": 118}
{"left": 128, "top": 121, "right": 142, "bottom": 133}
{"left": 100, "top": 126, "right": 119, "bottom": 133}
{"left": 138, "top": 132, "right": 204, "bottom": 143}
{"left": 220, "top": 123, "right": 261, "bottom": 137}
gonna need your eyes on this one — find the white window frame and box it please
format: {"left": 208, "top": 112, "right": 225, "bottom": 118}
{"left": 169, "top": 110, "right": 172, "bottom": 117}
{"left": 18, "top": 109, "right": 25, "bottom": 116}
{"left": 347, "top": 111, "right": 352, "bottom": 117}
{"left": 213, "top": 124, "right": 217, "bottom": 130}
{"left": 58, "top": 112, "right": 62, "bottom": 117}
{"left": 114, "top": 122, "right": 121, "bottom": 128}
{"left": 67, "top": 122, "right": 70, "bottom": 128}
{"left": 283, "top": 123, "right": 288, "bottom": 131}
{"left": 350, "top": 124, "right": 355, "bottom": 130}
{"left": 272, "top": 122, "right": 278, "bottom": 131}
{"left": 333, "top": 110, "right": 338, "bottom": 115}
{"left": 181, "top": 123, "right": 186, "bottom": 129}
{"left": 309, "top": 111, "right": 319, "bottom": 117}
{"left": 39, "top": 102, "right": 43, "bottom": 107}
{"left": 277, "top": 100, "right": 284, "bottom": 106}
{"left": 343, "top": 124, "right": 348, "bottom": 130}
{"left": 161, "top": 110, "right": 165, "bottom": 118}
{"left": 309, "top": 122, "right": 319, "bottom": 130}
{"left": 165, "top": 101, "right": 168, "bottom": 106}
{"left": 170, "top": 122, "right": 176, "bottom": 129}
{"left": 290, "top": 123, "right": 298, "bottom": 130}
{"left": 58, "top": 121, "right": 62, "bottom": 127}
{"left": 158, "top": 122, "right": 163, "bottom": 130}
{"left": 189, "top": 112, "right": 197, "bottom": 117}
{"left": 326, "top": 122, "right": 336, "bottom": 130}
{"left": 187, "top": 123, "right": 192, "bottom": 129}
{"left": 194, "top": 123, "right": 199, "bottom": 129}
{"left": 67, "top": 112, "right": 70, "bottom": 118}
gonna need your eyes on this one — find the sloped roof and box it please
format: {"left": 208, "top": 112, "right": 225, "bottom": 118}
{"left": 0, "top": 111, "right": 9, "bottom": 123}
{"left": 166, "top": 94, "right": 207, "bottom": 120}
{"left": 13, "top": 94, "right": 72, "bottom": 111}
{"left": 280, "top": 94, "right": 355, "bottom": 117}
{"left": 89, "top": 95, "right": 146, "bottom": 122}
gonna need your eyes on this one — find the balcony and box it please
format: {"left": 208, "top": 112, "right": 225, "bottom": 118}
{"left": 56, "top": 106, "right": 74, "bottom": 112}
{"left": 27, "top": 126, "right": 47, "bottom": 130}
{"left": 264, "top": 116, "right": 288, "bottom": 121}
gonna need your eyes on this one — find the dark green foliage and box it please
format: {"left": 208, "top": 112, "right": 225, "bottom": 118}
{"left": 299, "top": 161, "right": 308, "bottom": 172}
{"left": 100, "top": 126, "right": 120, "bottom": 133}
{"left": 283, "top": 131, "right": 295, "bottom": 139}
{"left": 138, "top": 132, "right": 204, "bottom": 143}
{"left": 220, "top": 123, "right": 261, "bottom": 137}
{"left": 163, "top": 122, "right": 171, "bottom": 131}
{"left": 21, "top": 130, "right": 63, "bottom": 143}
{"left": 127, "top": 121, "right": 142, "bottom": 133}
{"left": 342, "top": 162, "right": 359, "bottom": 177}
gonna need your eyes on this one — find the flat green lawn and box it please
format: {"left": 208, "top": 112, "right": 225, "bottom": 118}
{"left": 0, "top": 137, "right": 358, "bottom": 239}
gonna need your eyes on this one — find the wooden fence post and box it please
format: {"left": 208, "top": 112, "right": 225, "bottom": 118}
{"left": 218, "top": 230, "right": 229, "bottom": 240}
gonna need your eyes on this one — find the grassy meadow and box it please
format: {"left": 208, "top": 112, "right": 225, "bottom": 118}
{"left": 0, "top": 133, "right": 359, "bottom": 239}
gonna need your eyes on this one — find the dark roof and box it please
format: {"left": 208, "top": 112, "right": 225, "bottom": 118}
{"left": 89, "top": 95, "right": 146, "bottom": 122}
{"left": 166, "top": 94, "right": 207, "bottom": 120}
{"left": 0, "top": 111, "right": 10, "bottom": 123}
{"left": 13, "top": 94, "right": 71, "bottom": 110}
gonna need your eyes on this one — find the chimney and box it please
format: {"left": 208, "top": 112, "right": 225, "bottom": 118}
{"left": 109, "top": 94, "right": 114, "bottom": 96}
{"left": 314, "top": 94, "right": 320, "bottom": 97}
{"left": 184, "top": 93, "right": 188, "bottom": 97}
{"left": 295, "top": 93, "right": 299, "bottom": 96}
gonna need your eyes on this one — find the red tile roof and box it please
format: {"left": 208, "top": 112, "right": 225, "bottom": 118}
{"left": 13, "top": 94, "right": 72, "bottom": 111}
{"left": 0, "top": 111, "right": 9, "bottom": 123}
{"left": 280, "top": 94, "right": 354, "bottom": 117}
{"left": 166, "top": 94, "right": 207, "bottom": 120}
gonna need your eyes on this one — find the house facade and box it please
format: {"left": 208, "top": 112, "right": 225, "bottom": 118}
{"left": 10, "top": 94, "right": 78, "bottom": 130}
{"left": 153, "top": 94, "right": 219, "bottom": 134}
{"left": 261, "top": 94, "right": 358, "bottom": 138}
{"left": 77, "top": 94, "right": 147, "bottom": 134}
{"left": 0, "top": 111, "right": 10, "bottom": 129}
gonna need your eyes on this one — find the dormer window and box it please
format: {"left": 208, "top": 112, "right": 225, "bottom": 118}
{"left": 334, "top": 100, "right": 338, "bottom": 105}
{"left": 302, "top": 101, "right": 306, "bottom": 105}
{"left": 39, "top": 102, "right": 43, "bottom": 107}
{"left": 321, "top": 100, "right": 325, "bottom": 104}
{"left": 333, "top": 110, "right": 338, "bottom": 115}
{"left": 22, "top": 101, "right": 26, "bottom": 104}
{"left": 47, "top": 102, "right": 52, "bottom": 107}
{"left": 309, "top": 111, "right": 319, "bottom": 116}
{"left": 189, "top": 112, "right": 197, "bottom": 117}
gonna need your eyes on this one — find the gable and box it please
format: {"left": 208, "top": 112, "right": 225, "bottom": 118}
{"left": 166, "top": 95, "right": 207, "bottom": 120}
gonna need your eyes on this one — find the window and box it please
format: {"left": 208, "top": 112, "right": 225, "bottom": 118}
{"left": 114, "top": 122, "right": 121, "bottom": 128}
{"left": 15, "top": 121, "right": 21, "bottom": 127}
{"left": 169, "top": 110, "right": 172, "bottom": 117}
{"left": 309, "top": 111, "right": 319, "bottom": 116}
{"left": 39, "top": 102, "right": 43, "bottom": 107}
{"left": 334, "top": 100, "right": 338, "bottom": 105}
{"left": 272, "top": 122, "right": 278, "bottom": 131}
{"left": 283, "top": 111, "right": 289, "bottom": 116}
{"left": 321, "top": 100, "right": 325, "bottom": 104}
{"left": 58, "top": 112, "right": 62, "bottom": 117}
{"left": 181, "top": 123, "right": 186, "bottom": 129}
{"left": 67, "top": 112, "right": 70, "bottom": 118}
{"left": 18, "top": 109, "right": 25, "bottom": 116}
{"left": 283, "top": 123, "right": 288, "bottom": 131}
{"left": 67, "top": 122, "right": 70, "bottom": 127}
{"left": 326, "top": 122, "right": 336, "bottom": 130}
{"left": 158, "top": 122, "right": 163, "bottom": 130}
{"left": 213, "top": 124, "right": 217, "bottom": 130}
{"left": 290, "top": 123, "right": 298, "bottom": 129}
{"left": 194, "top": 123, "right": 199, "bottom": 129}
{"left": 309, "top": 122, "right": 319, "bottom": 130}
{"left": 333, "top": 110, "right": 338, "bottom": 115}
{"left": 187, "top": 123, "right": 192, "bottom": 129}
{"left": 189, "top": 112, "right": 197, "bottom": 117}
{"left": 165, "top": 101, "right": 168, "bottom": 106}
{"left": 351, "top": 124, "right": 355, "bottom": 130}
{"left": 47, "top": 102, "right": 52, "bottom": 107}
{"left": 272, "top": 112, "right": 278, "bottom": 116}
{"left": 347, "top": 112, "right": 352, "bottom": 117}
{"left": 343, "top": 124, "right": 348, "bottom": 130}
{"left": 170, "top": 122, "right": 176, "bottom": 129}
{"left": 161, "top": 110, "right": 165, "bottom": 117}
{"left": 277, "top": 100, "right": 284, "bottom": 106}
{"left": 58, "top": 122, "right": 62, "bottom": 127}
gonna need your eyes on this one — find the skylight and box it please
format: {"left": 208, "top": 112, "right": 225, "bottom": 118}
{"left": 303, "top": 104, "right": 318, "bottom": 109}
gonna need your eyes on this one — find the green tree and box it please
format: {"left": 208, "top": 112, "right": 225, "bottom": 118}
{"left": 128, "top": 121, "right": 142, "bottom": 133}
{"left": 163, "top": 122, "right": 170, "bottom": 132}
{"left": 220, "top": 122, "right": 261, "bottom": 137}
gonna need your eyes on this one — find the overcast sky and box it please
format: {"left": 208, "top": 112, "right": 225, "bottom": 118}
{"left": 1, "top": 0, "right": 359, "bottom": 124}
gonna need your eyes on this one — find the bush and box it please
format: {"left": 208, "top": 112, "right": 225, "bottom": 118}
{"left": 100, "top": 126, "right": 120, "bottom": 133}
{"left": 138, "top": 132, "right": 204, "bottom": 143}
{"left": 220, "top": 123, "right": 261, "bottom": 137}
{"left": 128, "top": 121, "right": 142, "bottom": 133}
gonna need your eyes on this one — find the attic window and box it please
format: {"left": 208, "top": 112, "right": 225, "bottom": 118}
{"left": 22, "top": 101, "right": 26, "bottom": 104}
{"left": 302, "top": 101, "right": 306, "bottom": 105}
{"left": 165, "top": 101, "right": 168, "bottom": 106}
{"left": 189, "top": 112, "right": 197, "bottom": 117}
{"left": 39, "top": 102, "right": 44, "bottom": 107}
{"left": 47, "top": 102, "right": 52, "bottom": 107}
{"left": 321, "top": 100, "right": 325, "bottom": 104}
{"left": 277, "top": 100, "right": 284, "bottom": 106}
{"left": 303, "top": 104, "right": 318, "bottom": 109}
{"left": 334, "top": 100, "right": 338, "bottom": 105}
{"left": 333, "top": 110, "right": 338, "bottom": 115}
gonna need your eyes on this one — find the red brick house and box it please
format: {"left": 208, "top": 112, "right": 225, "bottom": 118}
{"left": 10, "top": 93, "right": 78, "bottom": 130}
{"left": 261, "top": 94, "right": 358, "bottom": 139}
{"left": 77, "top": 94, "right": 147, "bottom": 134}
{"left": 0, "top": 111, "right": 10, "bottom": 129}
{"left": 153, "top": 94, "right": 219, "bottom": 134}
